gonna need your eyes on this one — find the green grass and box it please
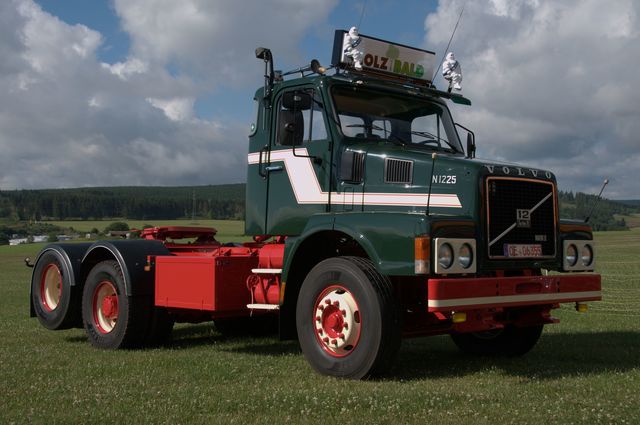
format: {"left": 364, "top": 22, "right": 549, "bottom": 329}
{"left": 1, "top": 226, "right": 639, "bottom": 424}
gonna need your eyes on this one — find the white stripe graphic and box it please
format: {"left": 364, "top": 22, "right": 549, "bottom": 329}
{"left": 427, "top": 290, "right": 602, "bottom": 308}
{"left": 248, "top": 149, "right": 462, "bottom": 208}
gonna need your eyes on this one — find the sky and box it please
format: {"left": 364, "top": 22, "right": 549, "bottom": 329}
{"left": 0, "top": 0, "right": 638, "bottom": 199}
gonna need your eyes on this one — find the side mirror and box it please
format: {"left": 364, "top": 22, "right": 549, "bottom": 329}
{"left": 466, "top": 132, "right": 476, "bottom": 159}
{"left": 454, "top": 123, "right": 475, "bottom": 159}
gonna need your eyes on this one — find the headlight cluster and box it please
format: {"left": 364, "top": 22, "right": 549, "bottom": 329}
{"left": 434, "top": 238, "right": 476, "bottom": 274}
{"left": 563, "top": 240, "right": 595, "bottom": 271}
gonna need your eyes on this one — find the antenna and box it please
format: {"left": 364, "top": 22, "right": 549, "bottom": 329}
{"left": 584, "top": 179, "right": 609, "bottom": 223}
{"left": 357, "top": 0, "right": 368, "bottom": 30}
{"left": 432, "top": 1, "right": 466, "bottom": 82}
{"left": 426, "top": 153, "right": 437, "bottom": 216}
{"left": 191, "top": 189, "right": 196, "bottom": 222}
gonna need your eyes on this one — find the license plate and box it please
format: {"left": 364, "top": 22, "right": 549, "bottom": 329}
{"left": 504, "top": 244, "right": 542, "bottom": 258}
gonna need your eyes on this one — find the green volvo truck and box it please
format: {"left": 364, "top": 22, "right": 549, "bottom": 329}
{"left": 30, "top": 31, "right": 601, "bottom": 379}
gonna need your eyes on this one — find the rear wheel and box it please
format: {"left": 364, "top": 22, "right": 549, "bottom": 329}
{"left": 450, "top": 324, "right": 544, "bottom": 357}
{"left": 296, "top": 257, "right": 401, "bottom": 379}
{"left": 31, "top": 251, "right": 80, "bottom": 330}
{"left": 82, "top": 260, "right": 150, "bottom": 349}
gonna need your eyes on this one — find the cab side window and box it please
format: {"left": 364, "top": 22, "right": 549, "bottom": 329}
{"left": 277, "top": 89, "right": 327, "bottom": 146}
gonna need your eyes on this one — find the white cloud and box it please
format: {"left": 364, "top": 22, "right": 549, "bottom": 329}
{"left": 147, "top": 97, "right": 195, "bottom": 122}
{"left": 1, "top": 0, "right": 338, "bottom": 190}
{"left": 113, "top": 0, "right": 339, "bottom": 87}
{"left": 102, "top": 58, "right": 148, "bottom": 80}
{"left": 425, "top": 0, "right": 640, "bottom": 198}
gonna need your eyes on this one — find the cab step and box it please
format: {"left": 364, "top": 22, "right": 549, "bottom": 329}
{"left": 247, "top": 303, "right": 280, "bottom": 310}
{"left": 251, "top": 268, "right": 282, "bottom": 274}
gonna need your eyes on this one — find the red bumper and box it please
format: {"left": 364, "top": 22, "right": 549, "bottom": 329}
{"left": 427, "top": 274, "right": 601, "bottom": 312}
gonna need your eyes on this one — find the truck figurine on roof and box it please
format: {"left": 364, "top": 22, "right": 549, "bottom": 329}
{"left": 28, "top": 31, "right": 601, "bottom": 379}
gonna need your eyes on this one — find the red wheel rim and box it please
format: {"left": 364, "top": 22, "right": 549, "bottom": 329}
{"left": 40, "top": 264, "right": 62, "bottom": 312}
{"left": 92, "top": 281, "right": 118, "bottom": 334}
{"left": 313, "top": 285, "right": 362, "bottom": 358}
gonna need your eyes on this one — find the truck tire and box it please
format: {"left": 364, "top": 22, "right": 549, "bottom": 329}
{"left": 82, "top": 260, "right": 150, "bottom": 349}
{"left": 450, "top": 324, "right": 544, "bottom": 357}
{"left": 31, "top": 251, "right": 81, "bottom": 330}
{"left": 296, "top": 256, "right": 401, "bottom": 379}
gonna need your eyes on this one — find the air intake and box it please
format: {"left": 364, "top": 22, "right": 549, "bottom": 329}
{"left": 340, "top": 151, "right": 365, "bottom": 183}
{"left": 385, "top": 158, "right": 413, "bottom": 184}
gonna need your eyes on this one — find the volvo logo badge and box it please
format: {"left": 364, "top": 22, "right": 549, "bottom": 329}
{"left": 516, "top": 209, "right": 531, "bottom": 228}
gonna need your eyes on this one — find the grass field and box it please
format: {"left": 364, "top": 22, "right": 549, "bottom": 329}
{"left": 1, "top": 225, "right": 638, "bottom": 424}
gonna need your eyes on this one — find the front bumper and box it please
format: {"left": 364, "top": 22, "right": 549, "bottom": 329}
{"left": 427, "top": 274, "right": 601, "bottom": 312}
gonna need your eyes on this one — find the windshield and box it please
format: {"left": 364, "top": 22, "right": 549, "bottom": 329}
{"left": 331, "top": 85, "right": 463, "bottom": 153}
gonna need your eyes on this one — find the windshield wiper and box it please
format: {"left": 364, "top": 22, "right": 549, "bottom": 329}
{"left": 345, "top": 124, "right": 406, "bottom": 146}
{"left": 408, "top": 130, "right": 458, "bottom": 153}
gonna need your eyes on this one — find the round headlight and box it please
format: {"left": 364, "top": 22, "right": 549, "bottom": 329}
{"left": 566, "top": 244, "right": 578, "bottom": 267}
{"left": 459, "top": 243, "right": 473, "bottom": 269}
{"left": 581, "top": 244, "right": 593, "bottom": 267}
{"left": 438, "top": 243, "right": 453, "bottom": 269}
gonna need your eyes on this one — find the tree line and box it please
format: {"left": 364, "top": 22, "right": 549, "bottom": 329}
{"left": 558, "top": 191, "right": 636, "bottom": 231}
{"left": 0, "top": 184, "right": 245, "bottom": 221}
{"left": 0, "top": 185, "right": 636, "bottom": 234}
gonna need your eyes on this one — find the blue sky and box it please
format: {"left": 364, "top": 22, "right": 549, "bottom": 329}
{"left": 1, "top": 0, "right": 638, "bottom": 198}
{"left": 37, "top": 0, "right": 130, "bottom": 63}
{"left": 36, "top": 0, "right": 440, "bottom": 121}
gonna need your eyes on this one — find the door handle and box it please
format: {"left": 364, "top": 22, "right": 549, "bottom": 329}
{"left": 258, "top": 146, "right": 269, "bottom": 179}
{"left": 265, "top": 165, "right": 283, "bottom": 173}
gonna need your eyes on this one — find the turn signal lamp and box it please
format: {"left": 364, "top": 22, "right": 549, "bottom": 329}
{"left": 575, "top": 302, "right": 588, "bottom": 313}
{"left": 414, "top": 236, "right": 430, "bottom": 274}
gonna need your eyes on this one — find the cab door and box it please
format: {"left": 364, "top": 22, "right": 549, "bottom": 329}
{"left": 265, "top": 87, "right": 332, "bottom": 235}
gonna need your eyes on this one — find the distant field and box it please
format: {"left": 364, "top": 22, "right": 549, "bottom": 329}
{"left": 1, "top": 226, "right": 638, "bottom": 424}
{"left": 615, "top": 213, "right": 640, "bottom": 228}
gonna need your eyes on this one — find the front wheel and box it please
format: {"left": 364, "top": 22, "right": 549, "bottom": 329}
{"left": 296, "top": 257, "right": 401, "bottom": 379}
{"left": 450, "top": 324, "right": 544, "bottom": 357}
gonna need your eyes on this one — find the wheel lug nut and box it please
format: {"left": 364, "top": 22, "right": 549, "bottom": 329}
{"left": 323, "top": 337, "right": 329, "bottom": 343}
{"left": 333, "top": 301, "right": 340, "bottom": 307}
{"left": 341, "top": 309, "right": 346, "bottom": 316}
{"left": 325, "top": 299, "right": 331, "bottom": 305}
{"left": 331, "top": 339, "right": 337, "bottom": 345}
{"left": 316, "top": 316, "right": 321, "bottom": 322}
{"left": 343, "top": 323, "right": 348, "bottom": 329}
{"left": 317, "top": 329, "right": 323, "bottom": 335}
{"left": 338, "top": 333, "right": 345, "bottom": 339}
{"left": 318, "top": 305, "right": 325, "bottom": 311}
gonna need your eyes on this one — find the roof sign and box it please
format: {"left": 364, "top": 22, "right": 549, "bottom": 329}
{"left": 332, "top": 29, "right": 437, "bottom": 84}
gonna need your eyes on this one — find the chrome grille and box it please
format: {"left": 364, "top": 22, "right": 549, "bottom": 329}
{"left": 486, "top": 178, "right": 556, "bottom": 258}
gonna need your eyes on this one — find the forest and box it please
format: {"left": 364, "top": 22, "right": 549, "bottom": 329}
{"left": 0, "top": 184, "right": 245, "bottom": 222}
{"left": 0, "top": 185, "right": 637, "bottom": 245}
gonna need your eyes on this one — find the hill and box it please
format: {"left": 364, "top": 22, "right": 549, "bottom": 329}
{"left": 614, "top": 199, "right": 640, "bottom": 207}
{"left": 558, "top": 191, "right": 639, "bottom": 230}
